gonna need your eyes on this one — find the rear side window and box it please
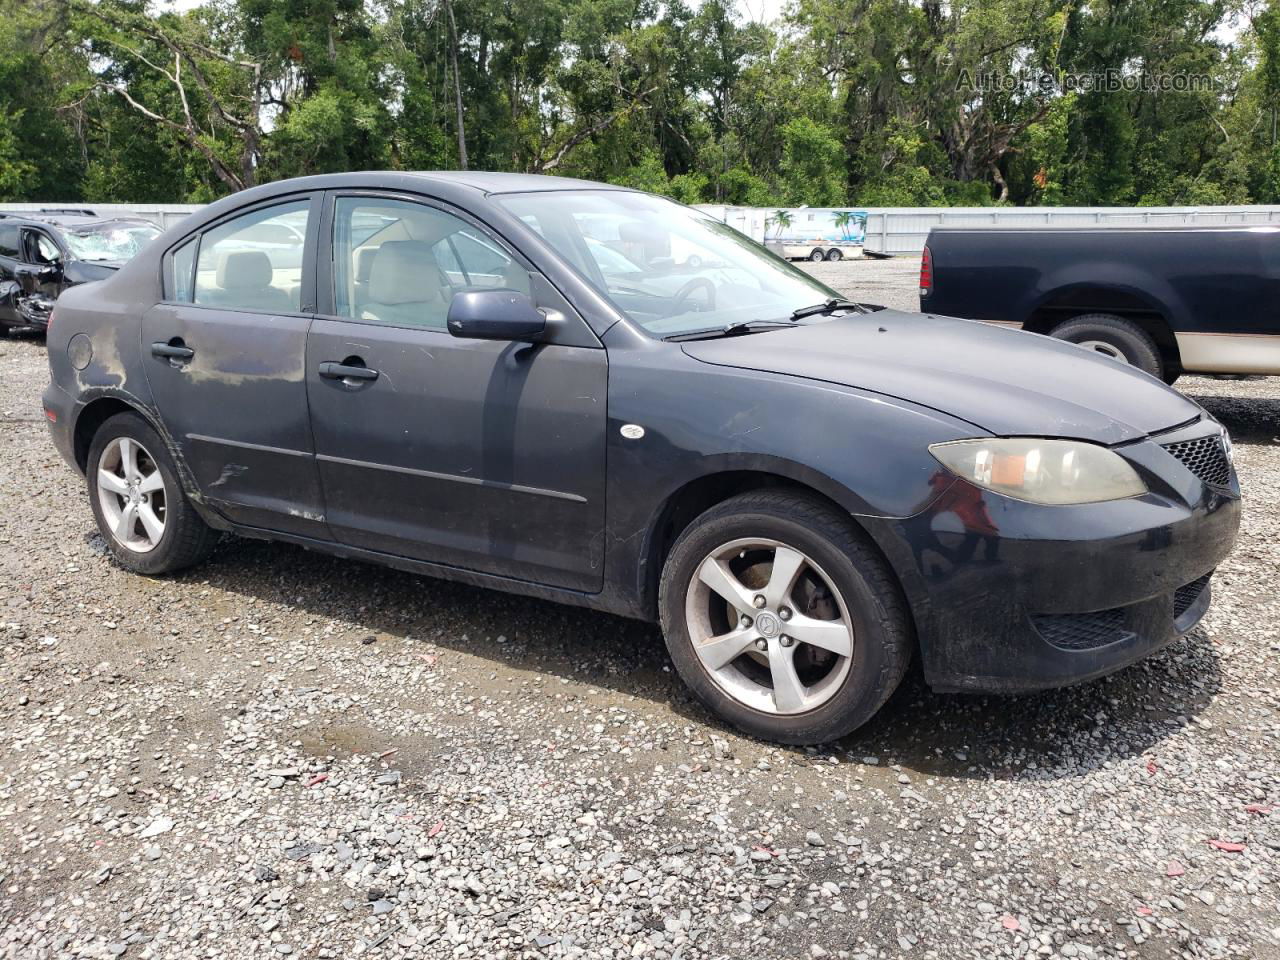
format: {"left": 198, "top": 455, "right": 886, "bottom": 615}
{"left": 191, "top": 200, "right": 310, "bottom": 313}
{"left": 0, "top": 224, "right": 19, "bottom": 259}
{"left": 170, "top": 238, "right": 196, "bottom": 302}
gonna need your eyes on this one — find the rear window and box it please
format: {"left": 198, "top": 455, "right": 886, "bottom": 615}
{"left": 0, "top": 224, "right": 18, "bottom": 259}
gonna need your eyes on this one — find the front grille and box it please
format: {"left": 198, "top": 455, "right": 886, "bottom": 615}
{"left": 1163, "top": 434, "right": 1231, "bottom": 487}
{"left": 1032, "top": 608, "right": 1133, "bottom": 651}
{"left": 1173, "top": 573, "right": 1212, "bottom": 620}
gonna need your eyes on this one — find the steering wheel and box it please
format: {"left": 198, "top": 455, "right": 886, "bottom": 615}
{"left": 671, "top": 276, "right": 716, "bottom": 313}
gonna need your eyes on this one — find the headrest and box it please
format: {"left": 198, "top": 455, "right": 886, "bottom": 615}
{"left": 367, "top": 241, "right": 444, "bottom": 305}
{"left": 355, "top": 246, "right": 378, "bottom": 283}
{"left": 217, "top": 250, "right": 274, "bottom": 290}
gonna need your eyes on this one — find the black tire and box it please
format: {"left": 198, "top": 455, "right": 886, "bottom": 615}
{"left": 658, "top": 490, "right": 911, "bottom": 744}
{"left": 825, "top": 248, "right": 843, "bottom": 262}
{"left": 808, "top": 248, "right": 825, "bottom": 262}
{"left": 87, "top": 411, "right": 219, "bottom": 576}
{"left": 1049, "top": 313, "right": 1164, "bottom": 380}
{"left": 1162, "top": 369, "right": 1182, "bottom": 386}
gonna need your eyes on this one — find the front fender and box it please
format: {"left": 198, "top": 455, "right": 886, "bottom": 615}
{"left": 599, "top": 336, "right": 985, "bottom": 616}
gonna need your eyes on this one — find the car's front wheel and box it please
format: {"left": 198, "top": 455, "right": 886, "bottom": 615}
{"left": 87, "top": 411, "right": 219, "bottom": 576}
{"left": 659, "top": 491, "right": 911, "bottom": 744}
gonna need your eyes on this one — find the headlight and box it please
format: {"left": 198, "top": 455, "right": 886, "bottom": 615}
{"left": 929, "top": 438, "right": 1147, "bottom": 505}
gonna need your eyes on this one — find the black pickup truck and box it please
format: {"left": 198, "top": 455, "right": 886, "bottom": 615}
{"left": 919, "top": 225, "right": 1280, "bottom": 383}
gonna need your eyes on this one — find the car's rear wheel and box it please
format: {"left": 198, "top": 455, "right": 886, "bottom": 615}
{"left": 808, "top": 248, "right": 825, "bottom": 262}
{"left": 88, "top": 411, "right": 218, "bottom": 575}
{"left": 1050, "top": 313, "right": 1164, "bottom": 380}
{"left": 659, "top": 491, "right": 911, "bottom": 744}
{"left": 825, "top": 248, "right": 843, "bottom": 262}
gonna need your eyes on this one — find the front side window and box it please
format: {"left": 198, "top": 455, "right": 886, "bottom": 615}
{"left": 0, "top": 225, "right": 19, "bottom": 259}
{"left": 495, "top": 190, "right": 843, "bottom": 337}
{"left": 333, "top": 197, "right": 529, "bottom": 330}
{"left": 29, "top": 232, "right": 61, "bottom": 263}
{"left": 192, "top": 200, "right": 309, "bottom": 313}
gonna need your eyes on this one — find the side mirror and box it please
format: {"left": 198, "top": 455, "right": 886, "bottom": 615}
{"left": 447, "top": 289, "right": 546, "bottom": 342}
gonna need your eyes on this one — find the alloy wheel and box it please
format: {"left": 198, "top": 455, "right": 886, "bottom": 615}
{"left": 96, "top": 436, "right": 167, "bottom": 553}
{"left": 683, "top": 538, "right": 854, "bottom": 714}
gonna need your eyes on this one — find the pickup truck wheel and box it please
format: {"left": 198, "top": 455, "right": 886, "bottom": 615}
{"left": 808, "top": 248, "right": 825, "bottom": 262}
{"left": 658, "top": 491, "right": 911, "bottom": 745}
{"left": 1049, "top": 313, "right": 1164, "bottom": 380}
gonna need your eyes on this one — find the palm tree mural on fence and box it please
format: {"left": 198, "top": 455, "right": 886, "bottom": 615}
{"left": 766, "top": 210, "right": 793, "bottom": 239}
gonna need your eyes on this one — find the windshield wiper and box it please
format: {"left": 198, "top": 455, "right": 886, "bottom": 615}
{"left": 789, "top": 298, "right": 869, "bottom": 321}
{"left": 663, "top": 320, "right": 794, "bottom": 342}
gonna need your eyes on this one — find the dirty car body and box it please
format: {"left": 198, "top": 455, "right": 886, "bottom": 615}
{"left": 43, "top": 173, "right": 1240, "bottom": 740}
{"left": 0, "top": 212, "right": 160, "bottom": 331}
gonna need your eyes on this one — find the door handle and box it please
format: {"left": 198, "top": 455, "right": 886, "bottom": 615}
{"left": 319, "top": 361, "right": 379, "bottom": 382}
{"left": 151, "top": 340, "right": 194, "bottom": 361}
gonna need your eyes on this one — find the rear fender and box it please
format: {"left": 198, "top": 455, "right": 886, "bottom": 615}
{"left": 1021, "top": 264, "right": 1187, "bottom": 329}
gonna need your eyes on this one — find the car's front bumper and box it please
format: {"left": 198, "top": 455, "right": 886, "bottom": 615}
{"left": 866, "top": 423, "right": 1241, "bottom": 693}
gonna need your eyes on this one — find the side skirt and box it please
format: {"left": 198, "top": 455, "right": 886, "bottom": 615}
{"left": 205, "top": 517, "right": 644, "bottom": 621}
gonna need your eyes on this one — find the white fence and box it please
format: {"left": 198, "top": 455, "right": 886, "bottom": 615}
{"left": 9, "top": 200, "right": 1280, "bottom": 257}
{"left": 698, "top": 204, "right": 1280, "bottom": 256}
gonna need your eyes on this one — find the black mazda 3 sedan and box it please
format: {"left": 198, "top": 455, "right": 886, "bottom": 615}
{"left": 42, "top": 173, "right": 1240, "bottom": 744}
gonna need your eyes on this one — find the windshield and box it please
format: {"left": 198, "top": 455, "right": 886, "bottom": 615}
{"left": 494, "top": 190, "right": 846, "bottom": 337}
{"left": 63, "top": 222, "right": 161, "bottom": 262}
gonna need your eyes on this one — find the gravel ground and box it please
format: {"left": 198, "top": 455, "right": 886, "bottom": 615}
{"left": 803, "top": 256, "right": 922, "bottom": 312}
{"left": 1, "top": 259, "right": 1277, "bottom": 960}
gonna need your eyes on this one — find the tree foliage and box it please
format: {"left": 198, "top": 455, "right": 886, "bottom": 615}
{"left": 0, "top": 0, "right": 1270, "bottom": 206}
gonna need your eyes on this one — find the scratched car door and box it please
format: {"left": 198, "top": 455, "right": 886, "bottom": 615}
{"left": 305, "top": 192, "right": 608, "bottom": 592}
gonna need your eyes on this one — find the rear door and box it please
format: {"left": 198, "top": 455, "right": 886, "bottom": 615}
{"left": 140, "top": 194, "right": 330, "bottom": 539}
{"left": 305, "top": 191, "right": 608, "bottom": 591}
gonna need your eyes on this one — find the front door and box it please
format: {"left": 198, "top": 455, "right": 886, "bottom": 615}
{"left": 140, "top": 195, "right": 329, "bottom": 539}
{"left": 306, "top": 193, "right": 608, "bottom": 592}
{"left": 14, "top": 228, "right": 64, "bottom": 324}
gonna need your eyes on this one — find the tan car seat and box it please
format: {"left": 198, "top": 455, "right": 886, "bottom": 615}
{"left": 360, "top": 241, "right": 450, "bottom": 329}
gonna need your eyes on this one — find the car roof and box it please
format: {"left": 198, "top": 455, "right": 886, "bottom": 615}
{"left": 228, "top": 170, "right": 634, "bottom": 196}
{"left": 399, "top": 171, "right": 633, "bottom": 194}
{"left": 0, "top": 211, "right": 159, "bottom": 231}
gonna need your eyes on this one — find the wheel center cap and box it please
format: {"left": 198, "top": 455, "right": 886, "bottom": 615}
{"left": 756, "top": 611, "right": 781, "bottom": 639}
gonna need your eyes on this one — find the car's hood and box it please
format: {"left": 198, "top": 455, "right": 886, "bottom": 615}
{"left": 681, "top": 311, "right": 1202, "bottom": 444}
